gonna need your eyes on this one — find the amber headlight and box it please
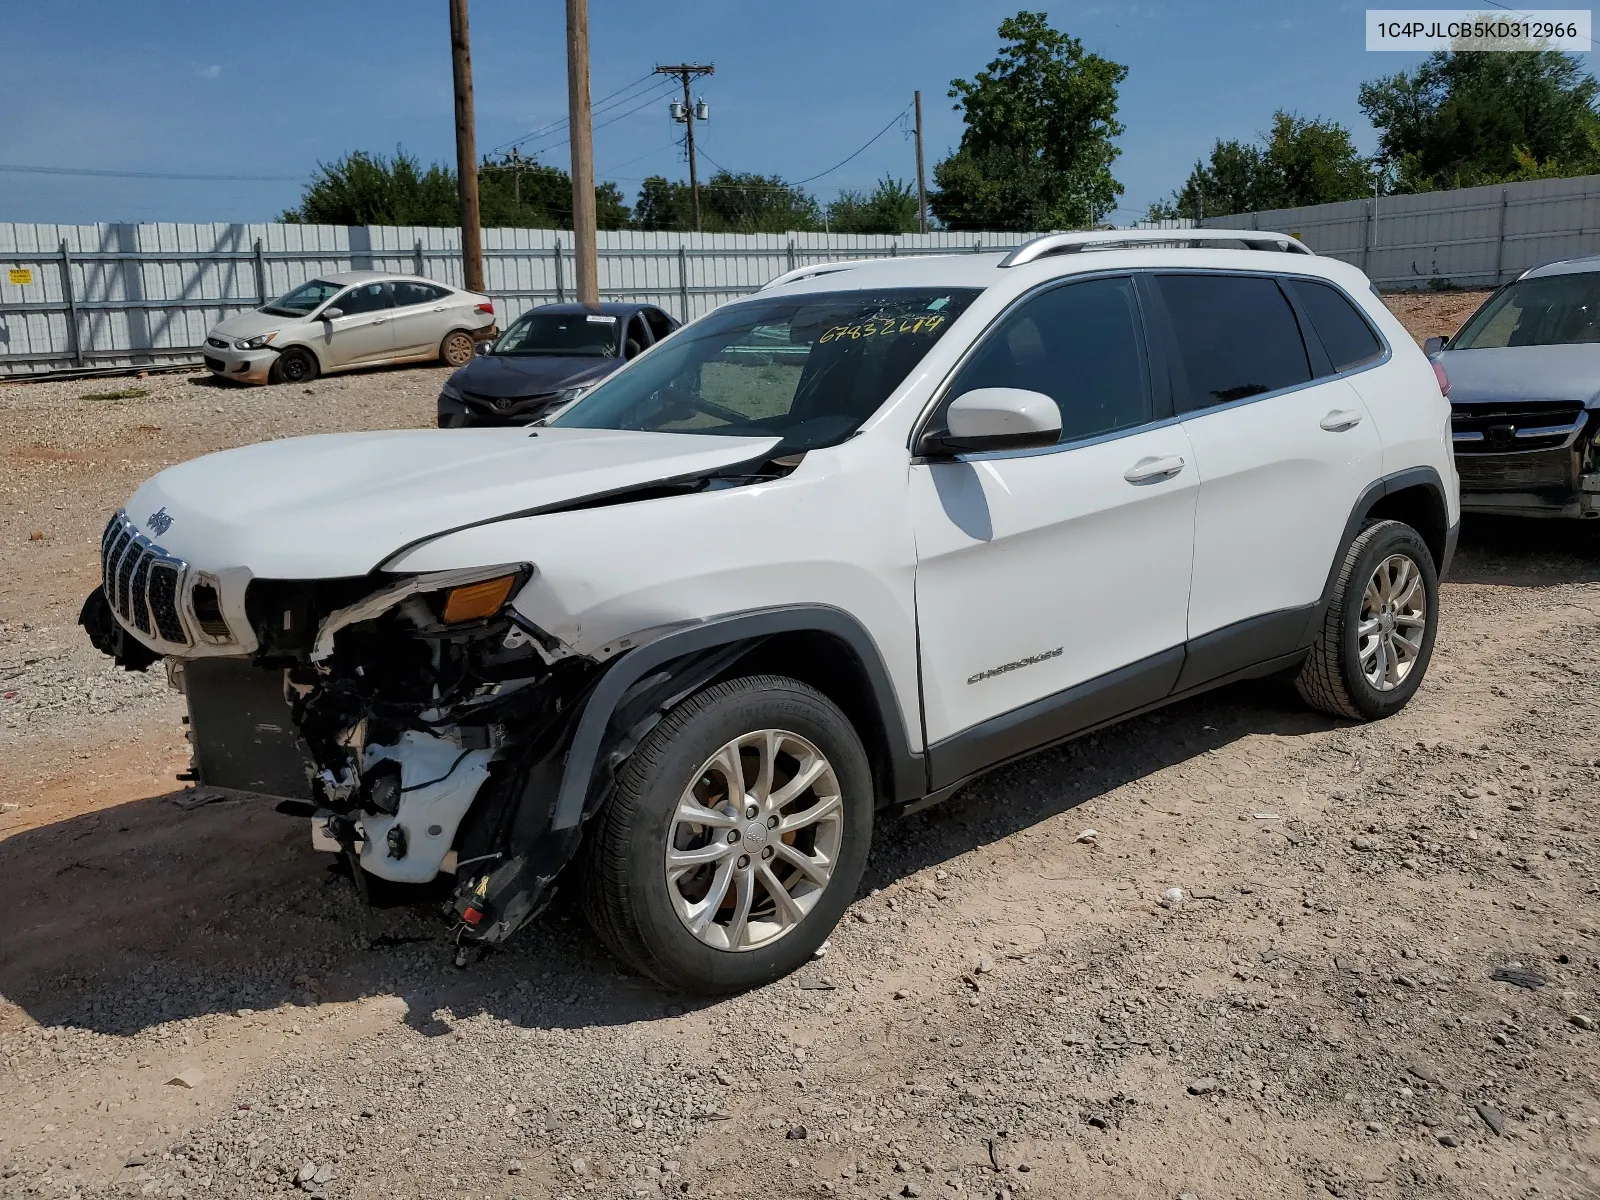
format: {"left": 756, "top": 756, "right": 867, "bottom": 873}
{"left": 441, "top": 574, "right": 518, "bottom": 624}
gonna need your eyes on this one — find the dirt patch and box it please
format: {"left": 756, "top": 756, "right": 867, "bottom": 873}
{"left": 1384, "top": 289, "right": 1493, "bottom": 344}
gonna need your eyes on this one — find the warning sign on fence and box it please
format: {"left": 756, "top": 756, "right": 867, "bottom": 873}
{"left": 7, "top": 268, "right": 32, "bottom": 286}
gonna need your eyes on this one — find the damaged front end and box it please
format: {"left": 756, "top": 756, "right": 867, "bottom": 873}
{"left": 184, "top": 565, "right": 604, "bottom": 949}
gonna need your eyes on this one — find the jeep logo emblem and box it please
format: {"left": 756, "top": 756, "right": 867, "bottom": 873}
{"left": 147, "top": 507, "right": 174, "bottom": 536}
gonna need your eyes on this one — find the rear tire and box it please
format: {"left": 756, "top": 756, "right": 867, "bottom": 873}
{"left": 440, "top": 330, "right": 475, "bottom": 367}
{"left": 1295, "top": 519, "right": 1438, "bottom": 721}
{"left": 268, "top": 346, "right": 319, "bottom": 385}
{"left": 582, "top": 675, "right": 873, "bottom": 994}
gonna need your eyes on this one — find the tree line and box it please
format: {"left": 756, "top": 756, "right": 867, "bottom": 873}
{"left": 281, "top": 149, "right": 922, "bottom": 235}
{"left": 282, "top": 10, "right": 1600, "bottom": 234}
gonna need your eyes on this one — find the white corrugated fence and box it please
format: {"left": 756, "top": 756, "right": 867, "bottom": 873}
{"left": 0, "top": 224, "right": 1045, "bottom": 378}
{"left": 1202, "top": 173, "right": 1600, "bottom": 291}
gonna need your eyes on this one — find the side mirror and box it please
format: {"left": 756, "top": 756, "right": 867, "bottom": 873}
{"left": 320, "top": 307, "right": 344, "bottom": 321}
{"left": 473, "top": 340, "right": 492, "bottom": 357}
{"left": 921, "top": 388, "right": 1062, "bottom": 456}
{"left": 1423, "top": 336, "right": 1446, "bottom": 355}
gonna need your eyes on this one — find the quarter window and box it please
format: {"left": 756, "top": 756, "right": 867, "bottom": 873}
{"left": 942, "top": 276, "right": 1153, "bottom": 445}
{"left": 1154, "top": 274, "right": 1311, "bottom": 412}
{"left": 392, "top": 281, "right": 451, "bottom": 307}
{"left": 1288, "top": 278, "right": 1384, "bottom": 373}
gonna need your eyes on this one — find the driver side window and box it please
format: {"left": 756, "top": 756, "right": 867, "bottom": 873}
{"left": 942, "top": 276, "right": 1153, "bottom": 446}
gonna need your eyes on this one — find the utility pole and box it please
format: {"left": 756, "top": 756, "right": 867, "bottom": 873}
{"left": 914, "top": 90, "right": 928, "bottom": 235}
{"left": 511, "top": 147, "right": 521, "bottom": 207}
{"left": 656, "top": 63, "right": 714, "bottom": 231}
{"left": 448, "top": 0, "right": 484, "bottom": 293}
{"left": 567, "top": 0, "right": 598, "bottom": 303}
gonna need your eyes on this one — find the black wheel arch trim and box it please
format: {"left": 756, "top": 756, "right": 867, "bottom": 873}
{"left": 1301, "top": 465, "right": 1453, "bottom": 647}
{"left": 551, "top": 604, "right": 924, "bottom": 830}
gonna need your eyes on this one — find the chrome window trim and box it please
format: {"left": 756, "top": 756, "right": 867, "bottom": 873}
{"left": 908, "top": 266, "right": 1394, "bottom": 464}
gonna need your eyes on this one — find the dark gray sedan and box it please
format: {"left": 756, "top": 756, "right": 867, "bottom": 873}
{"left": 1429, "top": 256, "right": 1600, "bottom": 519}
{"left": 437, "top": 301, "right": 677, "bottom": 427}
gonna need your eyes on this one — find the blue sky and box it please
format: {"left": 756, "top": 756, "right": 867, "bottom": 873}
{"left": 0, "top": 0, "right": 1577, "bottom": 226}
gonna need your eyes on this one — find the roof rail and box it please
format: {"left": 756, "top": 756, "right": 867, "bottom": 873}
{"left": 759, "top": 261, "right": 869, "bottom": 291}
{"left": 998, "top": 227, "right": 1313, "bottom": 268}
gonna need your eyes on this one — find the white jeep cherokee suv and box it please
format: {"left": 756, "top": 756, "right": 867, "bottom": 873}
{"left": 82, "top": 229, "right": 1458, "bottom": 994}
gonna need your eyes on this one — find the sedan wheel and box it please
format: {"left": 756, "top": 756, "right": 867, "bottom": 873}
{"left": 441, "top": 330, "right": 475, "bottom": 367}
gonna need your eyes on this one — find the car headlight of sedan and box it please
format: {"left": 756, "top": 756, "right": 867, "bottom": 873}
{"left": 235, "top": 332, "right": 278, "bottom": 350}
{"left": 554, "top": 384, "right": 591, "bottom": 405}
{"left": 440, "top": 380, "right": 464, "bottom": 402}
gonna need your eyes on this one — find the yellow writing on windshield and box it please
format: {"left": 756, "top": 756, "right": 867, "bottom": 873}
{"left": 818, "top": 314, "right": 946, "bottom": 343}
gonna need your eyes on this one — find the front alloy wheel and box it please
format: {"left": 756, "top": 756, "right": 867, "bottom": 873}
{"left": 666, "top": 729, "right": 844, "bottom": 952}
{"left": 583, "top": 675, "right": 873, "bottom": 994}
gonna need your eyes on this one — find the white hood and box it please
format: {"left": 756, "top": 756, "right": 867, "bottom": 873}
{"left": 123, "top": 427, "right": 781, "bottom": 578}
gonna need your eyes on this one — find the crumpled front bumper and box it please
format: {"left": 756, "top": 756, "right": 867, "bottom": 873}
{"left": 202, "top": 341, "right": 277, "bottom": 384}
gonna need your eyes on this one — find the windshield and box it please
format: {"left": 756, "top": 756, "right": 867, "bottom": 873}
{"left": 550, "top": 288, "right": 980, "bottom": 452}
{"left": 494, "top": 311, "right": 621, "bottom": 357}
{"left": 263, "top": 279, "right": 342, "bottom": 318}
{"left": 1453, "top": 273, "right": 1600, "bottom": 349}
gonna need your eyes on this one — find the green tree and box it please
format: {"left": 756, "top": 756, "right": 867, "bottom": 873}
{"left": 282, "top": 147, "right": 629, "bottom": 229}
{"left": 477, "top": 155, "right": 630, "bottom": 230}
{"left": 1149, "top": 111, "right": 1375, "bottom": 220}
{"left": 930, "top": 11, "right": 1127, "bottom": 230}
{"left": 828, "top": 177, "right": 921, "bottom": 233}
{"left": 282, "top": 147, "right": 458, "bottom": 225}
{"left": 631, "top": 172, "right": 820, "bottom": 232}
{"left": 1359, "top": 49, "right": 1600, "bottom": 192}
{"left": 633, "top": 176, "right": 693, "bottom": 231}
{"left": 701, "top": 171, "right": 822, "bottom": 233}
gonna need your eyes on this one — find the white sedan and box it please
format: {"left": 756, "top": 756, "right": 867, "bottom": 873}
{"left": 201, "top": 270, "right": 496, "bottom": 385}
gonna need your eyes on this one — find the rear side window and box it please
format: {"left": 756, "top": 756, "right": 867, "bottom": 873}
{"left": 392, "top": 281, "right": 451, "bottom": 307}
{"left": 944, "top": 276, "right": 1152, "bottom": 444}
{"left": 334, "top": 282, "right": 393, "bottom": 316}
{"left": 1154, "top": 274, "right": 1310, "bottom": 412}
{"left": 1288, "top": 278, "right": 1384, "bottom": 372}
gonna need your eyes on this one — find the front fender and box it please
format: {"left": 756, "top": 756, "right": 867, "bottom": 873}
{"left": 551, "top": 604, "right": 926, "bottom": 829}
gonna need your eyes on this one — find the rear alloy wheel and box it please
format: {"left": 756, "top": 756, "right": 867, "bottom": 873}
{"left": 583, "top": 675, "right": 873, "bottom": 994}
{"left": 1295, "top": 518, "right": 1439, "bottom": 721}
{"left": 269, "top": 345, "right": 319, "bottom": 385}
{"left": 440, "top": 330, "right": 475, "bottom": 367}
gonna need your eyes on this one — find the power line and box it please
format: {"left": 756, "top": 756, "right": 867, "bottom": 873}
{"left": 792, "top": 107, "right": 911, "bottom": 185}
{"left": 0, "top": 162, "right": 304, "bottom": 182}
{"left": 509, "top": 82, "right": 678, "bottom": 161}
{"left": 487, "top": 72, "right": 662, "bottom": 155}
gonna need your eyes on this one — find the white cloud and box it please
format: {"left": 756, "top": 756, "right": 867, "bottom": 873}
{"left": 194, "top": 64, "right": 222, "bottom": 80}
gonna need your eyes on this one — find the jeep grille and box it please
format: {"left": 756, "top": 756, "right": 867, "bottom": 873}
{"left": 100, "top": 511, "right": 190, "bottom": 647}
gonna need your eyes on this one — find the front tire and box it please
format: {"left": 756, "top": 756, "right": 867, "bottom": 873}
{"left": 268, "top": 345, "right": 319, "bottom": 385}
{"left": 1295, "top": 519, "right": 1439, "bottom": 720}
{"left": 440, "top": 330, "right": 475, "bottom": 367}
{"left": 583, "top": 675, "right": 873, "bottom": 994}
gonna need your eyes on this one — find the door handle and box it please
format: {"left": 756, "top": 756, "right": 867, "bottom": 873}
{"left": 1123, "top": 455, "right": 1185, "bottom": 483}
{"left": 372, "top": 317, "right": 387, "bottom": 325}
{"left": 1320, "top": 409, "right": 1363, "bottom": 432}
{"left": 432, "top": 305, "right": 447, "bottom": 312}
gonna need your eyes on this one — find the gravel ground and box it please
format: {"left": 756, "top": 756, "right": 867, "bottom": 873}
{"left": 7, "top": 294, "right": 1600, "bottom": 1200}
